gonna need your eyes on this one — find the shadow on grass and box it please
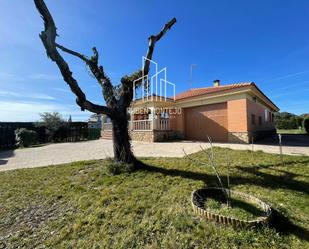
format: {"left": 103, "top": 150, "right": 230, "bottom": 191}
{"left": 203, "top": 189, "right": 263, "bottom": 217}
{"left": 139, "top": 163, "right": 309, "bottom": 242}
{"left": 141, "top": 163, "right": 309, "bottom": 195}
{"left": 253, "top": 158, "right": 309, "bottom": 170}
{"left": 270, "top": 208, "right": 309, "bottom": 242}
{"left": 235, "top": 165, "right": 309, "bottom": 195}
{"left": 231, "top": 198, "right": 262, "bottom": 216}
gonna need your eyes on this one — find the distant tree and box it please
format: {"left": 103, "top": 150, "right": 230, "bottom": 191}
{"left": 295, "top": 116, "right": 304, "bottom": 128}
{"left": 39, "top": 112, "right": 65, "bottom": 141}
{"left": 304, "top": 117, "right": 309, "bottom": 134}
{"left": 275, "top": 112, "right": 294, "bottom": 121}
{"left": 275, "top": 112, "right": 303, "bottom": 129}
{"left": 34, "top": 0, "right": 176, "bottom": 167}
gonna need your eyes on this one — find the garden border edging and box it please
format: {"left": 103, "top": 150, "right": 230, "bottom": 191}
{"left": 191, "top": 188, "right": 272, "bottom": 227}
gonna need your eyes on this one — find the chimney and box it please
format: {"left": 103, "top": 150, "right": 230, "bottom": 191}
{"left": 213, "top": 79, "right": 220, "bottom": 87}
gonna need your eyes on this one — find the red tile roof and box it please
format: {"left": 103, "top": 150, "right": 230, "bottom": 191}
{"left": 175, "top": 82, "right": 254, "bottom": 100}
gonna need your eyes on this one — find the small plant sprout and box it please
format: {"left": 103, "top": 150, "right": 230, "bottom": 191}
{"left": 207, "top": 135, "right": 214, "bottom": 162}
{"left": 183, "top": 138, "right": 231, "bottom": 207}
{"left": 225, "top": 149, "right": 231, "bottom": 207}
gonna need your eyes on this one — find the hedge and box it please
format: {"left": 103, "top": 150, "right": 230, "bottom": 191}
{"left": 0, "top": 122, "right": 90, "bottom": 149}
{"left": 304, "top": 117, "right": 309, "bottom": 134}
{"left": 15, "top": 128, "right": 38, "bottom": 147}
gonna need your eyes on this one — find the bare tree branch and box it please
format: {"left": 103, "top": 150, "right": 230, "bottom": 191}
{"left": 55, "top": 43, "right": 89, "bottom": 63}
{"left": 55, "top": 43, "right": 117, "bottom": 107}
{"left": 143, "top": 17, "right": 176, "bottom": 76}
{"left": 119, "top": 18, "right": 177, "bottom": 107}
{"left": 34, "top": 0, "right": 113, "bottom": 116}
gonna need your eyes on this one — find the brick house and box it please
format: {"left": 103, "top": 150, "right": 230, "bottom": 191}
{"left": 102, "top": 80, "right": 279, "bottom": 143}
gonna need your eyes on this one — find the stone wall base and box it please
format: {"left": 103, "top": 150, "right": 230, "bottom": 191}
{"left": 228, "top": 132, "right": 250, "bottom": 143}
{"left": 130, "top": 130, "right": 184, "bottom": 142}
{"left": 228, "top": 130, "right": 276, "bottom": 144}
{"left": 130, "top": 131, "right": 154, "bottom": 142}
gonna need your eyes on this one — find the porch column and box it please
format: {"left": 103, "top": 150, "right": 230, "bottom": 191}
{"left": 130, "top": 108, "right": 133, "bottom": 131}
{"left": 150, "top": 107, "right": 156, "bottom": 130}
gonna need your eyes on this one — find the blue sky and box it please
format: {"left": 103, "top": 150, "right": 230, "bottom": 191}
{"left": 0, "top": 0, "right": 308, "bottom": 121}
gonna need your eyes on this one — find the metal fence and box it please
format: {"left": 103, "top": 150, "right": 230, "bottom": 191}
{"left": 0, "top": 122, "right": 97, "bottom": 149}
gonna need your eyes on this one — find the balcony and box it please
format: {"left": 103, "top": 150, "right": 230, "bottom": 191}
{"left": 103, "top": 118, "right": 170, "bottom": 131}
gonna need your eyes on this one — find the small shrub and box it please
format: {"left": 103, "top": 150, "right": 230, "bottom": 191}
{"left": 15, "top": 128, "right": 38, "bottom": 147}
{"left": 303, "top": 117, "right": 309, "bottom": 134}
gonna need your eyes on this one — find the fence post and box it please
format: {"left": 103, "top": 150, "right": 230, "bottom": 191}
{"left": 251, "top": 136, "right": 254, "bottom": 165}
{"left": 278, "top": 134, "right": 284, "bottom": 166}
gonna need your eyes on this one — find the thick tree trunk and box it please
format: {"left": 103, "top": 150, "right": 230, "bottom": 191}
{"left": 111, "top": 114, "right": 135, "bottom": 164}
{"left": 34, "top": 0, "right": 176, "bottom": 169}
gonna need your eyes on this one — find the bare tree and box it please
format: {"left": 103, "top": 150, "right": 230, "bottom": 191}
{"left": 34, "top": 0, "right": 176, "bottom": 167}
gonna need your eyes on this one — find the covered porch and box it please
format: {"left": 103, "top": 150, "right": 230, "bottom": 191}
{"left": 102, "top": 98, "right": 183, "bottom": 142}
{"left": 102, "top": 110, "right": 175, "bottom": 142}
{"left": 129, "top": 106, "right": 171, "bottom": 131}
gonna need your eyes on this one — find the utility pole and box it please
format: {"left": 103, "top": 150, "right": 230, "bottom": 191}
{"left": 190, "top": 64, "right": 197, "bottom": 89}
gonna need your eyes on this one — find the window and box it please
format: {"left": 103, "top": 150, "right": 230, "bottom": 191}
{"left": 264, "top": 109, "right": 268, "bottom": 122}
{"left": 251, "top": 114, "right": 256, "bottom": 125}
{"left": 269, "top": 112, "right": 271, "bottom": 122}
{"left": 272, "top": 113, "right": 274, "bottom": 123}
{"left": 259, "top": 116, "right": 262, "bottom": 126}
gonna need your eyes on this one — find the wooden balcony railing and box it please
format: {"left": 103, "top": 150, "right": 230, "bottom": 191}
{"left": 157, "top": 119, "right": 170, "bottom": 130}
{"left": 104, "top": 119, "right": 171, "bottom": 131}
{"left": 131, "top": 120, "right": 151, "bottom": 131}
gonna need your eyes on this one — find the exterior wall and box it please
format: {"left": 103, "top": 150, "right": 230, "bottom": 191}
{"left": 169, "top": 109, "right": 185, "bottom": 139}
{"left": 227, "top": 99, "right": 249, "bottom": 143}
{"left": 246, "top": 98, "right": 276, "bottom": 141}
{"left": 227, "top": 99, "right": 248, "bottom": 132}
{"left": 226, "top": 97, "right": 276, "bottom": 143}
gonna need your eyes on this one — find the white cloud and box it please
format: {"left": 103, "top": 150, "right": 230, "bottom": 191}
{"left": 53, "top": 87, "right": 70, "bottom": 93}
{"left": 0, "top": 100, "right": 90, "bottom": 122}
{"left": 271, "top": 69, "right": 309, "bottom": 81}
{"left": 30, "top": 93, "right": 56, "bottom": 100}
{"left": 0, "top": 90, "right": 56, "bottom": 100}
{"left": 0, "top": 90, "right": 21, "bottom": 97}
{"left": 0, "top": 72, "right": 23, "bottom": 81}
{"left": 0, "top": 72, "right": 61, "bottom": 82}
{"left": 27, "top": 73, "right": 61, "bottom": 81}
{"left": 271, "top": 88, "right": 309, "bottom": 99}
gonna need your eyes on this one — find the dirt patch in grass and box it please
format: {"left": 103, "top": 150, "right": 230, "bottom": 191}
{"left": 0, "top": 200, "right": 74, "bottom": 248}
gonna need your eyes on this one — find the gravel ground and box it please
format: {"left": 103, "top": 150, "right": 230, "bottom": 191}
{"left": 0, "top": 139, "right": 308, "bottom": 171}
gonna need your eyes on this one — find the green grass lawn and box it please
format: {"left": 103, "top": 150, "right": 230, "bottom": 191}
{"left": 0, "top": 148, "right": 308, "bottom": 248}
{"left": 277, "top": 129, "right": 307, "bottom": 135}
